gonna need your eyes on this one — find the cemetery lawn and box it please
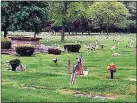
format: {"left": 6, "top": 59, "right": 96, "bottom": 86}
{"left": 1, "top": 34, "right": 136, "bottom": 102}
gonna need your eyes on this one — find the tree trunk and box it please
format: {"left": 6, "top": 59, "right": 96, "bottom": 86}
{"left": 34, "top": 32, "right": 37, "bottom": 38}
{"left": 68, "top": 30, "right": 70, "bottom": 35}
{"left": 82, "top": 30, "right": 83, "bottom": 35}
{"left": 68, "top": 27, "right": 70, "bottom": 35}
{"left": 72, "top": 32, "right": 74, "bottom": 36}
{"left": 4, "top": 30, "right": 8, "bottom": 38}
{"left": 107, "top": 17, "right": 109, "bottom": 35}
{"left": 88, "top": 30, "right": 90, "bottom": 35}
{"left": 61, "top": 1, "right": 67, "bottom": 42}
{"left": 100, "top": 24, "right": 102, "bottom": 34}
{"left": 106, "top": 24, "right": 109, "bottom": 35}
{"left": 61, "top": 22, "right": 65, "bottom": 42}
{"left": 75, "top": 31, "right": 77, "bottom": 35}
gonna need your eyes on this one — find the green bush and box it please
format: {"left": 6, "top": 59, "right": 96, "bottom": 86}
{"left": 48, "top": 48, "right": 61, "bottom": 55}
{"left": 1, "top": 38, "right": 11, "bottom": 49}
{"left": 16, "top": 45, "right": 35, "bottom": 56}
{"left": 64, "top": 43, "right": 81, "bottom": 52}
{"left": 9, "top": 59, "right": 20, "bottom": 71}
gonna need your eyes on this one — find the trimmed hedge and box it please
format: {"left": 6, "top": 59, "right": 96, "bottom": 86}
{"left": 64, "top": 43, "right": 81, "bottom": 52}
{"left": 1, "top": 38, "right": 11, "bottom": 49}
{"left": 9, "top": 59, "right": 20, "bottom": 71}
{"left": 48, "top": 48, "right": 61, "bottom": 55}
{"left": 16, "top": 45, "right": 35, "bottom": 56}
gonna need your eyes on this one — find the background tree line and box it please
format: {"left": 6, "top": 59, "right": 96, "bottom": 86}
{"left": 1, "top": 1, "right": 137, "bottom": 41}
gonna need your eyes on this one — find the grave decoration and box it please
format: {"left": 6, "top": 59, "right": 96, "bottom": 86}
{"left": 111, "top": 44, "right": 118, "bottom": 50}
{"left": 70, "top": 54, "right": 84, "bottom": 85}
{"left": 87, "top": 45, "right": 91, "bottom": 53}
{"left": 6, "top": 59, "right": 26, "bottom": 71}
{"left": 130, "top": 78, "right": 136, "bottom": 81}
{"left": 53, "top": 57, "right": 58, "bottom": 64}
{"left": 101, "top": 44, "right": 105, "bottom": 49}
{"left": 112, "top": 52, "right": 121, "bottom": 56}
{"left": 66, "top": 58, "right": 71, "bottom": 74}
{"left": 107, "top": 64, "right": 116, "bottom": 79}
{"left": 87, "top": 44, "right": 96, "bottom": 53}
{"left": 83, "top": 67, "right": 88, "bottom": 76}
{"left": 76, "top": 54, "right": 83, "bottom": 75}
{"left": 70, "top": 60, "right": 79, "bottom": 85}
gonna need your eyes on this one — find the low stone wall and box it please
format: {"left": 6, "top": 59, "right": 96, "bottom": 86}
{"left": 1, "top": 36, "right": 58, "bottom": 55}
{"left": 1, "top": 49, "right": 16, "bottom": 54}
{"left": 8, "top": 36, "right": 42, "bottom": 49}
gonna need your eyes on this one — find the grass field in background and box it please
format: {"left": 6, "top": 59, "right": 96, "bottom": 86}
{"left": 1, "top": 33, "right": 136, "bottom": 102}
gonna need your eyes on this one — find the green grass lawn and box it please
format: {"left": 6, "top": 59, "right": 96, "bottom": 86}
{"left": 1, "top": 33, "right": 136, "bottom": 102}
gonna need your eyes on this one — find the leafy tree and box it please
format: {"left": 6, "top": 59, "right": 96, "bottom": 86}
{"left": 1, "top": 1, "right": 50, "bottom": 38}
{"left": 123, "top": 1, "right": 136, "bottom": 32}
{"left": 1, "top": 1, "right": 17, "bottom": 38}
{"left": 49, "top": 1, "right": 88, "bottom": 41}
{"left": 87, "top": 2, "right": 130, "bottom": 35}
{"left": 49, "top": 1, "right": 67, "bottom": 41}
{"left": 70, "top": 1, "right": 93, "bottom": 35}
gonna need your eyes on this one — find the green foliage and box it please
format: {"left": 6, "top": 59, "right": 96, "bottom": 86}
{"left": 123, "top": 1, "right": 136, "bottom": 29}
{"left": 16, "top": 45, "right": 35, "bottom": 56}
{"left": 48, "top": 48, "right": 61, "bottom": 55}
{"left": 87, "top": 2, "right": 130, "bottom": 30}
{"left": 49, "top": 1, "right": 92, "bottom": 41}
{"left": 1, "top": 1, "right": 50, "bottom": 37}
{"left": 64, "top": 43, "right": 81, "bottom": 52}
{"left": 50, "top": 1, "right": 91, "bottom": 27}
{"left": 9, "top": 59, "right": 21, "bottom": 71}
{"left": 1, "top": 38, "right": 11, "bottom": 49}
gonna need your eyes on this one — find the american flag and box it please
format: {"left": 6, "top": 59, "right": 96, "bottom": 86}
{"left": 76, "top": 53, "right": 83, "bottom": 75}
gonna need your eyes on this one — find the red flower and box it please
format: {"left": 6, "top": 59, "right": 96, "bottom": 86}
{"left": 108, "top": 64, "right": 116, "bottom": 72}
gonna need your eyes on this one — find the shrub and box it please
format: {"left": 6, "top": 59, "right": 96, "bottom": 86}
{"left": 16, "top": 45, "right": 35, "bottom": 56}
{"left": 48, "top": 48, "right": 61, "bottom": 55}
{"left": 9, "top": 59, "right": 21, "bottom": 71}
{"left": 1, "top": 38, "right": 11, "bottom": 49}
{"left": 64, "top": 43, "right": 81, "bottom": 52}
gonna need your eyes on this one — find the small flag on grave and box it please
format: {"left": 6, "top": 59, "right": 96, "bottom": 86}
{"left": 77, "top": 54, "right": 83, "bottom": 75}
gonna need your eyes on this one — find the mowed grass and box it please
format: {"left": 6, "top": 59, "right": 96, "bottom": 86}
{"left": 1, "top": 33, "right": 136, "bottom": 102}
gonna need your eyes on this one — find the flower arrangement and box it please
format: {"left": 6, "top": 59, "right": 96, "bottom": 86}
{"left": 107, "top": 64, "right": 116, "bottom": 72}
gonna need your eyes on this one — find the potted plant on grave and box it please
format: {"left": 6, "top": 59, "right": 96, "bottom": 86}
{"left": 9, "top": 59, "right": 21, "bottom": 71}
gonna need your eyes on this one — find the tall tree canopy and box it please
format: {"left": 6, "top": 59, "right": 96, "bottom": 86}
{"left": 1, "top": 1, "right": 50, "bottom": 38}
{"left": 124, "top": 1, "right": 136, "bottom": 32}
{"left": 49, "top": 1, "right": 89, "bottom": 41}
{"left": 87, "top": 2, "right": 130, "bottom": 35}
